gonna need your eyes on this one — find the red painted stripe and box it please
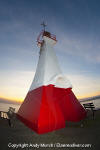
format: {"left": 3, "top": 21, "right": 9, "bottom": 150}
{"left": 17, "top": 85, "right": 86, "bottom": 134}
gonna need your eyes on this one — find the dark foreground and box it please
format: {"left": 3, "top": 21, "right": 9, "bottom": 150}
{"left": 0, "top": 110, "right": 100, "bottom": 150}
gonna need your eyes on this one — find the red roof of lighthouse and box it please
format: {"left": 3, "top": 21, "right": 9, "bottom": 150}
{"left": 37, "top": 30, "right": 57, "bottom": 46}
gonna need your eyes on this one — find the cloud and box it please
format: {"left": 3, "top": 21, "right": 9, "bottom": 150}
{"left": 66, "top": 74, "right": 100, "bottom": 98}
{"left": 1, "top": 69, "right": 100, "bottom": 101}
{"left": 54, "top": 28, "right": 100, "bottom": 64}
{"left": 0, "top": 70, "right": 35, "bottom": 101}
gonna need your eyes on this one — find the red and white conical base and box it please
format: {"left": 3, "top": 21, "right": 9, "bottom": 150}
{"left": 17, "top": 31, "right": 86, "bottom": 134}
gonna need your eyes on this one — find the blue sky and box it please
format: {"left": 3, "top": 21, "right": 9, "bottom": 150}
{"left": 0, "top": 0, "right": 100, "bottom": 101}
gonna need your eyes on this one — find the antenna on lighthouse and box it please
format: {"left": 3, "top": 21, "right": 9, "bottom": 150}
{"left": 41, "top": 21, "right": 47, "bottom": 31}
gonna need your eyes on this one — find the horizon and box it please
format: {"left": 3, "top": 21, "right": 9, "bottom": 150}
{"left": 0, "top": 0, "right": 100, "bottom": 102}
{"left": 1, "top": 95, "right": 100, "bottom": 105}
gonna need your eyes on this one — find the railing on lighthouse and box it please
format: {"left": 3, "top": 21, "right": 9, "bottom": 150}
{"left": 37, "top": 22, "right": 57, "bottom": 46}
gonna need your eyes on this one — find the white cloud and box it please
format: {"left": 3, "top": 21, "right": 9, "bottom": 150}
{"left": 0, "top": 70, "right": 100, "bottom": 100}
{"left": 55, "top": 29, "right": 100, "bottom": 63}
{"left": 66, "top": 74, "right": 100, "bottom": 97}
{"left": 0, "top": 70, "right": 35, "bottom": 100}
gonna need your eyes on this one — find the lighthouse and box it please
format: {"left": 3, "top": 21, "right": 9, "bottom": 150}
{"left": 17, "top": 24, "right": 86, "bottom": 134}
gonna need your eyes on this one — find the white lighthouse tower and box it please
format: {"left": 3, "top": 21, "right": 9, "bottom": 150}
{"left": 17, "top": 24, "right": 86, "bottom": 134}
